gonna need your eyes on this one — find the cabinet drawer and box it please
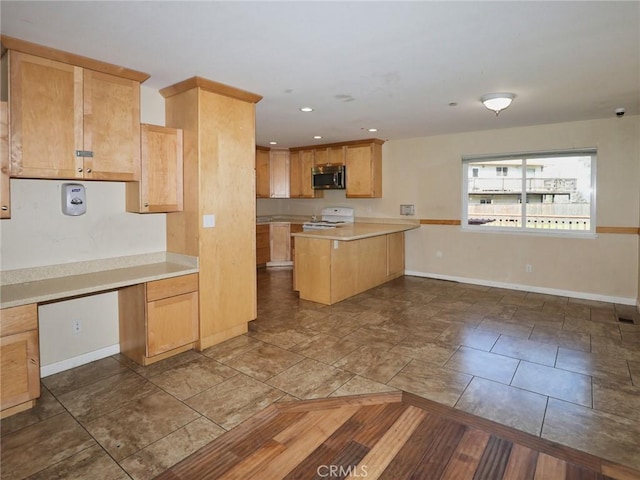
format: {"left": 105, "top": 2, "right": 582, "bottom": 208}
{"left": 146, "top": 273, "right": 198, "bottom": 302}
{"left": 1, "top": 304, "right": 38, "bottom": 337}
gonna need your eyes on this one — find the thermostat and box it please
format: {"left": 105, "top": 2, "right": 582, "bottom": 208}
{"left": 61, "top": 183, "right": 86, "bottom": 216}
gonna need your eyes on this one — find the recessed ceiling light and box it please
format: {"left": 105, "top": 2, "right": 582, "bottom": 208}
{"left": 367, "top": 128, "right": 378, "bottom": 132}
{"left": 313, "top": 135, "right": 323, "bottom": 139}
{"left": 300, "top": 107, "right": 314, "bottom": 112}
{"left": 269, "top": 141, "right": 278, "bottom": 145}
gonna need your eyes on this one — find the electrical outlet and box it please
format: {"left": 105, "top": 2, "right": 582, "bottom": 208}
{"left": 525, "top": 264, "right": 533, "bottom": 273}
{"left": 72, "top": 320, "right": 81, "bottom": 334}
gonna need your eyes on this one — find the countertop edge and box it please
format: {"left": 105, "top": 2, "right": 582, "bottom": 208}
{"left": 291, "top": 223, "right": 419, "bottom": 241}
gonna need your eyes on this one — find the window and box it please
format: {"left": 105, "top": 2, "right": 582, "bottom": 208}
{"left": 463, "top": 149, "right": 596, "bottom": 234}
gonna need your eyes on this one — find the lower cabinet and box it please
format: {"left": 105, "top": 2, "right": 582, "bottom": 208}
{"left": 119, "top": 273, "right": 199, "bottom": 366}
{"left": 256, "top": 224, "right": 270, "bottom": 266}
{"left": 1, "top": 304, "right": 40, "bottom": 418}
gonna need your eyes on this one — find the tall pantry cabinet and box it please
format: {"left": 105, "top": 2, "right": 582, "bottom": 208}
{"left": 160, "top": 77, "right": 262, "bottom": 349}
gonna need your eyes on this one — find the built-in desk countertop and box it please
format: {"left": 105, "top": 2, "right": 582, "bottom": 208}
{"left": 291, "top": 222, "right": 419, "bottom": 241}
{"left": 0, "top": 252, "right": 198, "bottom": 309}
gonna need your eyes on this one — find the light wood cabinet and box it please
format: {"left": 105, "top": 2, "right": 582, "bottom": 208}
{"left": 119, "top": 274, "right": 198, "bottom": 366}
{"left": 163, "top": 76, "right": 261, "bottom": 349}
{"left": 255, "top": 147, "right": 271, "bottom": 198}
{"left": 290, "top": 149, "right": 323, "bottom": 198}
{"left": 269, "top": 150, "right": 290, "bottom": 198}
{"left": 294, "top": 231, "right": 405, "bottom": 305}
{"left": 328, "top": 145, "right": 346, "bottom": 165}
{"left": 345, "top": 140, "right": 383, "bottom": 198}
{"left": 256, "top": 223, "right": 270, "bottom": 266}
{"left": 1, "top": 304, "right": 40, "bottom": 418}
{"left": 126, "top": 124, "right": 184, "bottom": 213}
{"left": 270, "top": 222, "right": 291, "bottom": 263}
{"left": 1, "top": 101, "right": 9, "bottom": 218}
{"left": 8, "top": 50, "right": 141, "bottom": 181}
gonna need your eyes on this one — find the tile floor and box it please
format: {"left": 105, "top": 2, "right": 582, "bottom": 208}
{"left": 1, "top": 268, "right": 639, "bottom": 479}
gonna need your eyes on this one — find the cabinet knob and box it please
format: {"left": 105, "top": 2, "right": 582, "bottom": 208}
{"left": 1, "top": 205, "right": 7, "bottom": 211}
{"left": 77, "top": 168, "right": 83, "bottom": 173}
{"left": 86, "top": 168, "right": 92, "bottom": 173}
{"left": 144, "top": 202, "right": 149, "bottom": 207}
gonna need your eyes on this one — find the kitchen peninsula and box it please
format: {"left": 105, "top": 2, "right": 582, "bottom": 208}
{"left": 292, "top": 222, "right": 419, "bottom": 305}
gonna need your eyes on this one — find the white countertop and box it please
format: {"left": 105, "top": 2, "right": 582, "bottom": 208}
{"left": 1, "top": 253, "right": 198, "bottom": 309}
{"left": 291, "top": 222, "right": 419, "bottom": 241}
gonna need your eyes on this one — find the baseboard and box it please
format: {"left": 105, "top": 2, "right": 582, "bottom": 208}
{"left": 40, "top": 344, "right": 120, "bottom": 378}
{"left": 404, "top": 270, "right": 637, "bottom": 306}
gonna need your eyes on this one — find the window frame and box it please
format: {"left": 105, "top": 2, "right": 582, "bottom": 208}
{"left": 461, "top": 148, "right": 597, "bottom": 237}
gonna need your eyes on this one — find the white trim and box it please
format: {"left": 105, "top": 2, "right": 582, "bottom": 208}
{"left": 404, "top": 270, "right": 637, "bottom": 306}
{"left": 266, "top": 261, "right": 293, "bottom": 267}
{"left": 40, "top": 344, "right": 120, "bottom": 378}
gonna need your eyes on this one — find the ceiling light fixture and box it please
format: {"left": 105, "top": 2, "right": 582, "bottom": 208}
{"left": 269, "top": 141, "right": 278, "bottom": 145}
{"left": 481, "top": 93, "right": 515, "bottom": 116}
{"left": 367, "top": 128, "right": 378, "bottom": 132}
{"left": 300, "top": 107, "right": 314, "bottom": 112}
{"left": 313, "top": 135, "right": 322, "bottom": 139}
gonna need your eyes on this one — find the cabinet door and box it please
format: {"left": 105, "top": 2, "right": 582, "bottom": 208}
{"left": 1, "top": 101, "right": 9, "bottom": 218}
{"left": 328, "top": 146, "right": 345, "bottom": 165}
{"left": 345, "top": 142, "right": 382, "bottom": 198}
{"left": 256, "top": 224, "right": 271, "bottom": 266}
{"left": 289, "top": 151, "right": 302, "bottom": 197}
{"left": 269, "top": 150, "right": 289, "bottom": 198}
{"left": 83, "top": 70, "right": 140, "bottom": 181}
{"left": 127, "top": 124, "right": 183, "bottom": 213}
{"left": 270, "top": 222, "right": 291, "bottom": 262}
{"left": 147, "top": 291, "right": 198, "bottom": 357}
{"left": 387, "top": 232, "right": 405, "bottom": 277}
{"left": 314, "top": 148, "right": 328, "bottom": 166}
{"left": 255, "top": 148, "right": 270, "bottom": 198}
{"left": 9, "top": 52, "right": 83, "bottom": 179}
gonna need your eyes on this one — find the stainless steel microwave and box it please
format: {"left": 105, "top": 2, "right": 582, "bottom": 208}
{"left": 312, "top": 164, "right": 345, "bottom": 190}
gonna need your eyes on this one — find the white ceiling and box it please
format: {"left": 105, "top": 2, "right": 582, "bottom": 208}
{"left": 2, "top": 1, "right": 639, "bottom": 148}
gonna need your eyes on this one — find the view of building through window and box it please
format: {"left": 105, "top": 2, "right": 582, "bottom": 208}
{"left": 463, "top": 151, "right": 595, "bottom": 232}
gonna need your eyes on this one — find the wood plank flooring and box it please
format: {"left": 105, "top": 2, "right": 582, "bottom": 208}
{"left": 154, "top": 392, "right": 640, "bottom": 480}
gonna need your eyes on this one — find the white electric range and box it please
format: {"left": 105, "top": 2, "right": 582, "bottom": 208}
{"left": 302, "top": 207, "right": 355, "bottom": 231}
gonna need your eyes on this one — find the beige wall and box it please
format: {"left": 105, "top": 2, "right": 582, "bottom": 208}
{"left": 260, "top": 116, "right": 640, "bottom": 303}
{"left": 0, "top": 85, "right": 167, "bottom": 372}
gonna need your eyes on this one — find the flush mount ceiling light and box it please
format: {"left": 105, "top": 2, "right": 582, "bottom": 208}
{"left": 481, "top": 93, "right": 515, "bottom": 116}
{"left": 300, "top": 107, "right": 314, "bottom": 112}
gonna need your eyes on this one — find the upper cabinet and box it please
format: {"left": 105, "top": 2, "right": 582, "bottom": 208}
{"left": 345, "top": 139, "right": 383, "bottom": 198}
{"left": 269, "top": 149, "right": 290, "bottom": 198}
{"left": 255, "top": 146, "right": 270, "bottom": 198}
{"left": 2, "top": 36, "right": 149, "bottom": 181}
{"left": 290, "top": 149, "right": 322, "bottom": 198}
{"left": 126, "top": 124, "right": 184, "bottom": 213}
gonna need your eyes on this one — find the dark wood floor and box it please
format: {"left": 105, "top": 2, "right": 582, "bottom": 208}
{"left": 154, "top": 392, "right": 639, "bottom": 480}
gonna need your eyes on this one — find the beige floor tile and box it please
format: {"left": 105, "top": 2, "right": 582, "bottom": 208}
{"left": 529, "top": 324, "right": 591, "bottom": 352}
{"left": 343, "top": 325, "right": 406, "bottom": 349}
{"left": 148, "top": 356, "right": 238, "bottom": 400}
{"left": 511, "top": 361, "right": 592, "bottom": 407}
{"left": 491, "top": 335, "right": 558, "bottom": 366}
{"left": 511, "top": 308, "right": 564, "bottom": 327}
{"left": 455, "top": 377, "right": 547, "bottom": 436}
{"left": 42, "top": 357, "right": 129, "bottom": 396}
{"left": 119, "top": 417, "right": 225, "bottom": 480}
{"left": 592, "top": 377, "right": 640, "bottom": 422}
{"left": 220, "top": 343, "right": 304, "bottom": 381}
{"left": 330, "top": 375, "right": 399, "bottom": 397}
{"left": 499, "top": 294, "right": 544, "bottom": 310}
{"left": 477, "top": 317, "right": 533, "bottom": 338}
{"left": 388, "top": 359, "right": 472, "bottom": 406}
{"left": 289, "top": 333, "right": 361, "bottom": 364}
{"left": 542, "top": 398, "right": 640, "bottom": 471}
{"left": 556, "top": 347, "right": 632, "bottom": 384}
{"left": 297, "top": 313, "right": 361, "bottom": 338}
{"left": 26, "top": 445, "right": 129, "bottom": 480}
{"left": 267, "top": 358, "right": 354, "bottom": 399}
{"left": 0, "top": 412, "right": 95, "bottom": 480}
{"left": 84, "top": 390, "right": 200, "bottom": 461}
{"left": 590, "top": 335, "right": 640, "bottom": 362}
{"left": 390, "top": 338, "right": 458, "bottom": 366}
{"left": 57, "top": 370, "right": 160, "bottom": 423}
{"left": 444, "top": 346, "right": 520, "bottom": 384}
{"left": 629, "top": 360, "right": 640, "bottom": 386}
{"left": 114, "top": 350, "right": 204, "bottom": 378}
{"left": 436, "top": 325, "right": 499, "bottom": 351}
{"left": 247, "top": 325, "right": 317, "bottom": 349}
{"left": 563, "top": 316, "right": 621, "bottom": 340}
{"left": 0, "top": 385, "right": 65, "bottom": 436}
{"left": 201, "top": 334, "right": 263, "bottom": 362}
{"left": 185, "top": 373, "right": 285, "bottom": 430}
{"left": 333, "top": 345, "right": 412, "bottom": 383}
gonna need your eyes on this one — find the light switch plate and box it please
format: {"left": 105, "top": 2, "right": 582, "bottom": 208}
{"left": 400, "top": 204, "right": 415, "bottom": 216}
{"left": 203, "top": 214, "right": 215, "bottom": 228}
